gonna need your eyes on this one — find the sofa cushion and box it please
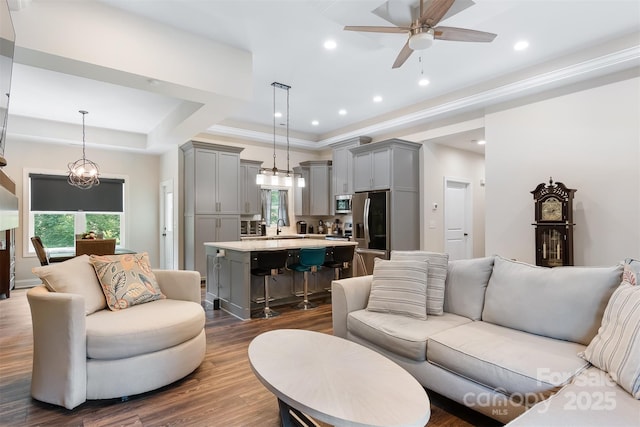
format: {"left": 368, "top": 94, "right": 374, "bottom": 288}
{"left": 391, "top": 251, "right": 448, "bottom": 315}
{"left": 443, "top": 256, "right": 494, "bottom": 320}
{"left": 580, "top": 271, "right": 640, "bottom": 399}
{"left": 348, "top": 309, "right": 471, "bottom": 361}
{"left": 86, "top": 299, "right": 205, "bottom": 359}
{"left": 367, "top": 258, "right": 429, "bottom": 320}
{"left": 507, "top": 367, "right": 640, "bottom": 426}
{"left": 482, "top": 256, "right": 622, "bottom": 345}
{"left": 32, "top": 254, "right": 106, "bottom": 315}
{"left": 90, "top": 253, "right": 165, "bottom": 311}
{"left": 427, "top": 321, "right": 589, "bottom": 400}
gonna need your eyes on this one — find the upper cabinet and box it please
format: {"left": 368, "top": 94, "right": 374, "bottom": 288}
{"left": 330, "top": 136, "right": 371, "bottom": 195}
{"left": 351, "top": 139, "right": 421, "bottom": 193}
{"left": 240, "top": 159, "right": 262, "bottom": 215}
{"left": 294, "top": 160, "right": 332, "bottom": 216}
{"left": 182, "top": 141, "right": 243, "bottom": 215}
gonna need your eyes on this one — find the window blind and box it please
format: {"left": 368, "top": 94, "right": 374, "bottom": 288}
{"left": 30, "top": 173, "right": 124, "bottom": 212}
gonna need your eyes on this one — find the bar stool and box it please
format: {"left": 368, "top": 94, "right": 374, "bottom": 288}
{"left": 324, "top": 245, "right": 356, "bottom": 281}
{"left": 251, "top": 249, "right": 289, "bottom": 318}
{"left": 289, "top": 247, "right": 326, "bottom": 310}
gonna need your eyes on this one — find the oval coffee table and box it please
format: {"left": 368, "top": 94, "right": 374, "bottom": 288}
{"left": 248, "top": 329, "right": 430, "bottom": 427}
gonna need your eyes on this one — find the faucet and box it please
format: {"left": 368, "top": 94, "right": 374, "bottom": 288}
{"left": 276, "top": 218, "right": 285, "bottom": 235}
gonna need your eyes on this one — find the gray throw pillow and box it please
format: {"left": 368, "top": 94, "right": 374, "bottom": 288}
{"left": 367, "top": 258, "right": 429, "bottom": 320}
{"left": 391, "top": 251, "right": 449, "bottom": 315}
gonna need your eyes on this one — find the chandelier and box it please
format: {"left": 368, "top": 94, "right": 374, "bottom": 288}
{"left": 68, "top": 110, "right": 100, "bottom": 189}
{"left": 256, "top": 82, "right": 305, "bottom": 187}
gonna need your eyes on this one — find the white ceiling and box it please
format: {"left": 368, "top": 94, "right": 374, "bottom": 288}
{"left": 6, "top": 0, "right": 640, "bottom": 153}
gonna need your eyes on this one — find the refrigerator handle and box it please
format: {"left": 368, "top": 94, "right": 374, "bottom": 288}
{"left": 363, "top": 197, "right": 370, "bottom": 248}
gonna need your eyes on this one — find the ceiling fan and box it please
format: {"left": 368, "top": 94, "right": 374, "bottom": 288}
{"left": 344, "top": 0, "right": 497, "bottom": 68}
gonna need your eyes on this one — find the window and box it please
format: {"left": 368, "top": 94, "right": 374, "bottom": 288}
{"left": 260, "top": 187, "right": 289, "bottom": 227}
{"left": 28, "top": 173, "right": 125, "bottom": 253}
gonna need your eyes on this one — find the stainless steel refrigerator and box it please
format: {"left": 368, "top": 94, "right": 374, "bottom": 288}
{"left": 352, "top": 191, "right": 390, "bottom": 275}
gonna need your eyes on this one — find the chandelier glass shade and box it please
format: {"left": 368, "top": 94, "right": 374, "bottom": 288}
{"left": 68, "top": 110, "right": 100, "bottom": 189}
{"left": 256, "top": 82, "right": 305, "bottom": 188}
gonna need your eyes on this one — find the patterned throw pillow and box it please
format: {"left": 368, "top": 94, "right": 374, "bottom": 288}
{"left": 90, "top": 253, "right": 165, "bottom": 311}
{"left": 366, "top": 258, "right": 429, "bottom": 320}
{"left": 391, "top": 251, "right": 449, "bottom": 315}
{"left": 580, "top": 264, "right": 640, "bottom": 399}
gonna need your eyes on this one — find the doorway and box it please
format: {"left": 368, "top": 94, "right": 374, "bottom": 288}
{"left": 160, "top": 179, "right": 175, "bottom": 269}
{"left": 444, "top": 177, "right": 472, "bottom": 261}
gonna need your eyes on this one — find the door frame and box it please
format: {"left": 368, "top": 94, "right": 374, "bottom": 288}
{"left": 443, "top": 176, "right": 473, "bottom": 260}
{"left": 160, "top": 179, "right": 175, "bottom": 270}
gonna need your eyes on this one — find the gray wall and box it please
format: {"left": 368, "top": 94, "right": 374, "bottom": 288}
{"left": 485, "top": 76, "right": 640, "bottom": 265}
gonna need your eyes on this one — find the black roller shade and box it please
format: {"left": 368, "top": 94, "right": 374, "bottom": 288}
{"left": 30, "top": 173, "right": 124, "bottom": 212}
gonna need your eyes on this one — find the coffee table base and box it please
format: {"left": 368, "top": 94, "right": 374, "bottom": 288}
{"left": 278, "top": 398, "right": 319, "bottom": 427}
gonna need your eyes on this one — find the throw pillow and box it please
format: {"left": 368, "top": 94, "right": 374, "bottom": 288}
{"left": 32, "top": 254, "right": 106, "bottom": 315}
{"left": 391, "top": 251, "right": 449, "bottom": 315}
{"left": 580, "top": 265, "right": 640, "bottom": 399}
{"left": 90, "top": 252, "right": 165, "bottom": 311}
{"left": 366, "top": 258, "right": 429, "bottom": 320}
{"left": 624, "top": 258, "right": 639, "bottom": 286}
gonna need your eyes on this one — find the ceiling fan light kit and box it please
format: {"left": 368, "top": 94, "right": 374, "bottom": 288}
{"left": 408, "top": 29, "right": 434, "bottom": 50}
{"left": 345, "top": 0, "right": 497, "bottom": 68}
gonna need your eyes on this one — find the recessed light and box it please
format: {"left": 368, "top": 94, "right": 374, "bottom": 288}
{"left": 514, "top": 40, "right": 529, "bottom": 51}
{"left": 418, "top": 78, "right": 430, "bottom": 87}
{"left": 274, "top": 112, "right": 282, "bottom": 118}
{"left": 373, "top": 95, "right": 383, "bottom": 103}
{"left": 311, "top": 120, "right": 319, "bottom": 126}
{"left": 338, "top": 109, "right": 347, "bottom": 116}
{"left": 324, "top": 39, "right": 337, "bottom": 50}
{"left": 477, "top": 140, "right": 486, "bottom": 145}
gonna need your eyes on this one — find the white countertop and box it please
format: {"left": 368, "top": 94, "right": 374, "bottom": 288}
{"left": 205, "top": 239, "right": 357, "bottom": 252}
{"left": 240, "top": 234, "right": 330, "bottom": 241}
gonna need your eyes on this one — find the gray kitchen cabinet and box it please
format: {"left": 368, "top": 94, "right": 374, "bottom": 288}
{"left": 190, "top": 215, "right": 240, "bottom": 276}
{"left": 296, "top": 160, "right": 332, "bottom": 216}
{"left": 240, "top": 159, "right": 262, "bottom": 215}
{"left": 182, "top": 141, "right": 244, "bottom": 276}
{"left": 331, "top": 136, "right": 371, "bottom": 195}
{"left": 351, "top": 139, "right": 421, "bottom": 193}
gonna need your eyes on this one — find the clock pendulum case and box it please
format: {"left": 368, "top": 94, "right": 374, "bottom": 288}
{"left": 531, "top": 178, "right": 576, "bottom": 267}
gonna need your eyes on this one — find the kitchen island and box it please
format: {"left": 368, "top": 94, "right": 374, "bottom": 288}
{"left": 204, "top": 239, "right": 358, "bottom": 320}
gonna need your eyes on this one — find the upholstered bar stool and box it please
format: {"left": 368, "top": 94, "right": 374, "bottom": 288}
{"left": 324, "top": 245, "right": 356, "bottom": 281}
{"left": 289, "top": 247, "right": 326, "bottom": 310}
{"left": 251, "top": 249, "right": 289, "bottom": 318}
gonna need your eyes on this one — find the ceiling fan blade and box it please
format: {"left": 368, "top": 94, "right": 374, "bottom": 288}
{"left": 434, "top": 26, "right": 497, "bottom": 42}
{"left": 344, "top": 25, "right": 410, "bottom": 34}
{"left": 420, "top": 0, "right": 456, "bottom": 27}
{"left": 392, "top": 40, "right": 414, "bottom": 69}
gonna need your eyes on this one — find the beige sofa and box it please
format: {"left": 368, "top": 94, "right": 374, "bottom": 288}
{"left": 27, "top": 256, "right": 206, "bottom": 410}
{"left": 332, "top": 255, "right": 640, "bottom": 425}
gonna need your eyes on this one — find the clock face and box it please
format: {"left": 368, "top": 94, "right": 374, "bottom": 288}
{"left": 541, "top": 197, "right": 563, "bottom": 221}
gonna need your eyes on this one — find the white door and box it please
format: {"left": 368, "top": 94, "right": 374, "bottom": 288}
{"left": 444, "top": 178, "right": 472, "bottom": 261}
{"left": 160, "top": 180, "right": 175, "bottom": 269}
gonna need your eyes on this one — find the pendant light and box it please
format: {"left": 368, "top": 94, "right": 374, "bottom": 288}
{"left": 68, "top": 110, "right": 100, "bottom": 189}
{"left": 256, "top": 82, "right": 304, "bottom": 187}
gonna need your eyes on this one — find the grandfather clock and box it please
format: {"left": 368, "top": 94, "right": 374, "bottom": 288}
{"left": 531, "top": 178, "right": 576, "bottom": 267}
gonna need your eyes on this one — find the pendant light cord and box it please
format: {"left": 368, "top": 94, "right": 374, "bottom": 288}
{"left": 272, "top": 84, "right": 277, "bottom": 172}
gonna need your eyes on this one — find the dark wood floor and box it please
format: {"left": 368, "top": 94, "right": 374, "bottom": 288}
{"left": 0, "top": 288, "right": 501, "bottom": 426}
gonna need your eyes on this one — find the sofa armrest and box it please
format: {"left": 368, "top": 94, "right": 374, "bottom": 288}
{"left": 331, "top": 275, "right": 373, "bottom": 338}
{"left": 154, "top": 269, "right": 201, "bottom": 304}
{"left": 26, "top": 286, "right": 87, "bottom": 410}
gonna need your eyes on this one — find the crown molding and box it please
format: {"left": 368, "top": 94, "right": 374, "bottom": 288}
{"left": 205, "top": 45, "right": 640, "bottom": 150}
